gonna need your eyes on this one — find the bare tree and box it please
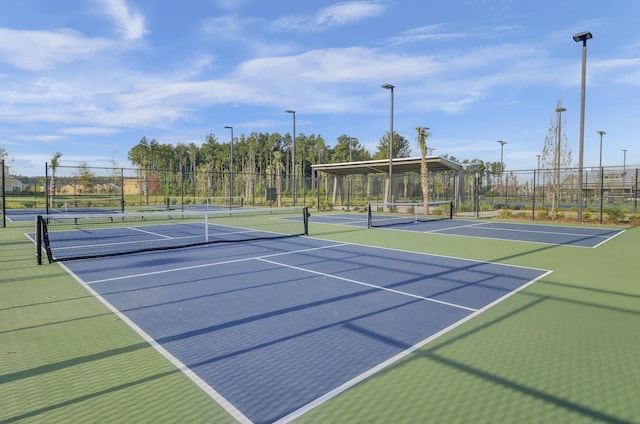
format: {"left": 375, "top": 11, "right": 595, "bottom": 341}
{"left": 267, "top": 151, "right": 285, "bottom": 207}
{"left": 540, "top": 100, "right": 572, "bottom": 217}
{"left": 416, "top": 127, "right": 431, "bottom": 215}
{"left": 50, "top": 152, "right": 63, "bottom": 204}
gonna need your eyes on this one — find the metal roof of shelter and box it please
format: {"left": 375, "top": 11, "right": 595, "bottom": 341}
{"left": 311, "top": 156, "right": 466, "bottom": 176}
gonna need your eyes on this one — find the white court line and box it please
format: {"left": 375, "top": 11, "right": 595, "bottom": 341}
{"left": 410, "top": 219, "right": 617, "bottom": 238}
{"left": 449, "top": 224, "right": 618, "bottom": 238}
{"left": 276, "top": 268, "right": 554, "bottom": 423}
{"left": 421, "top": 221, "right": 491, "bottom": 233}
{"left": 71, "top": 237, "right": 553, "bottom": 423}
{"left": 85, "top": 242, "right": 351, "bottom": 284}
{"left": 128, "top": 226, "right": 175, "bottom": 239}
{"left": 258, "top": 257, "right": 477, "bottom": 312}
{"left": 592, "top": 228, "right": 625, "bottom": 248}
{"left": 380, "top": 222, "right": 621, "bottom": 249}
{"left": 58, "top": 262, "right": 253, "bottom": 424}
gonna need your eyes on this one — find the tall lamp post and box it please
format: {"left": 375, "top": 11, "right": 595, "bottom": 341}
{"left": 555, "top": 107, "right": 566, "bottom": 210}
{"left": 573, "top": 31, "right": 593, "bottom": 222}
{"left": 285, "top": 110, "right": 296, "bottom": 206}
{"left": 597, "top": 130, "right": 605, "bottom": 223}
{"left": 224, "top": 125, "right": 234, "bottom": 209}
{"left": 382, "top": 83, "right": 395, "bottom": 205}
{"left": 497, "top": 140, "right": 507, "bottom": 202}
{"left": 348, "top": 137, "right": 356, "bottom": 210}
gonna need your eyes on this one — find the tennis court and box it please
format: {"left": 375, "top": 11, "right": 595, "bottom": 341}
{"left": 312, "top": 212, "right": 623, "bottom": 248}
{"left": 60, "top": 234, "right": 549, "bottom": 423}
{"left": 2, "top": 201, "right": 242, "bottom": 223}
{"left": 4, "top": 203, "right": 638, "bottom": 424}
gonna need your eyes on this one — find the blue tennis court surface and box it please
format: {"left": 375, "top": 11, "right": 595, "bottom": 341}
{"left": 311, "top": 213, "right": 623, "bottom": 248}
{"left": 62, "top": 237, "right": 549, "bottom": 423}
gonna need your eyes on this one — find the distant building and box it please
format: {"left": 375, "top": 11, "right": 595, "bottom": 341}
{"left": 3, "top": 165, "right": 24, "bottom": 192}
{"left": 123, "top": 178, "right": 141, "bottom": 195}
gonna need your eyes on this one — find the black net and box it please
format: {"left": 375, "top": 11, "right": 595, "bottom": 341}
{"left": 48, "top": 196, "right": 125, "bottom": 214}
{"left": 37, "top": 206, "right": 308, "bottom": 263}
{"left": 367, "top": 201, "right": 453, "bottom": 228}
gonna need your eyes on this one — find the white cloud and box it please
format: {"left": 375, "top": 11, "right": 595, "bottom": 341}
{"left": 14, "top": 134, "right": 64, "bottom": 143}
{"left": 200, "top": 14, "right": 259, "bottom": 41}
{"left": 271, "top": 1, "right": 384, "bottom": 32}
{"left": 0, "top": 28, "right": 110, "bottom": 71}
{"left": 388, "top": 24, "right": 471, "bottom": 45}
{"left": 60, "top": 127, "right": 121, "bottom": 136}
{"left": 95, "top": 0, "right": 147, "bottom": 40}
{"left": 214, "top": 0, "right": 248, "bottom": 10}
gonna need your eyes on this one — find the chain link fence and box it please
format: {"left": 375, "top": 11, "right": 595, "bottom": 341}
{"left": 2, "top": 161, "right": 639, "bottom": 225}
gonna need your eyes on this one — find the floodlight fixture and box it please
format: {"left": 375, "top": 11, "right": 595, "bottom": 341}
{"left": 572, "top": 31, "right": 593, "bottom": 43}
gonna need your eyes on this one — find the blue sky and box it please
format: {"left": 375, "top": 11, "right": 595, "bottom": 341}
{"left": 1, "top": 0, "right": 639, "bottom": 176}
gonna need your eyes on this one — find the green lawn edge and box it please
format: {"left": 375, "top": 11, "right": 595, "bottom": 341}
{"left": 2, "top": 217, "right": 639, "bottom": 423}
{"left": 1, "top": 221, "right": 237, "bottom": 424}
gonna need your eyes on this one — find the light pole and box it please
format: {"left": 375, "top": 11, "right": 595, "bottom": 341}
{"left": 382, "top": 83, "right": 395, "bottom": 205}
{"left": 555, "top": 107, "right": 566, "bottom": 210}
{"left": 348, "top": 137, "right": 356, "bottom": 210}
{"left": 573, "top": 31, "right": 593, "bottom": 222}
{"left": 224, "top": 125, "right": 234, "bottom": 209}
{"left": 597, "top": 130, "right": 605, "bottom": 223}
{"left": 285, "top": 110, "right": 296, "bottom": 206}
{"left": 497, "top": 140, "right": 507, "bottom": 202}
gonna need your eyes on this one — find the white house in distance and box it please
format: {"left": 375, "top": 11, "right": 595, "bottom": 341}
{"left": 2, "top": 164, "right": 24, "bottom": 193}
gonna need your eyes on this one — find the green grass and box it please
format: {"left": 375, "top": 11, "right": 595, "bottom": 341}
{"left": 2, "top": 217, "right": 639, "bottom": 423}
{"left": 1, "top": 221, "right": 236, "bottom": 423}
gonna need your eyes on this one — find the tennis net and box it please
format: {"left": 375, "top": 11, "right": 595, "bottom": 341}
{"left": 36, "top": 206, "right": 309, "bottom": 264}
{"left": 367, "top": 201, "right": 453, "bottom": 228}
{"left": 48, "top": 197, "right": 125, "bottom": 214}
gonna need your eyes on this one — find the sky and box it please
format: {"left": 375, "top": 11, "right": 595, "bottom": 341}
{"left": 1, "top": 0, "right": 640, "bottom": 177}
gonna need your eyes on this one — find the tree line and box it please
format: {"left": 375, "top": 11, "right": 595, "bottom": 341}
{"left": 126, "top": 131, "right": 418, "bottom": 180}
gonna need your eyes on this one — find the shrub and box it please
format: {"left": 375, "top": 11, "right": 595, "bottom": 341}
{"left": 605, "top": 206, "right": 625, "bottom": 223}
{"left": 433, "top": 206, "right": 446, "bottom": 215}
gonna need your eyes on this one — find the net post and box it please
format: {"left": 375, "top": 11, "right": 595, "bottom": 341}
{"left": 367, "top": 203, "right": 372, "bottom": 228}
{"left": 303, "top": 206, "right": 309, "bottom": 235}
{"left": 449, "top": 201, "right": 454, "bottom": 219}
{"left": 1, "top": 159, "right": 5, "bottom": 229}
{"left": 45, "top": 162, "right": 50, "bottom": 215}
{"left": 204, "top": 212, "right": 209, "bottom": 242}
{"left": 41, "top": 216, "right": 53, "bottom": 263}
{"left": 36, "top": 215, "right": 42, "bottom": 265}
